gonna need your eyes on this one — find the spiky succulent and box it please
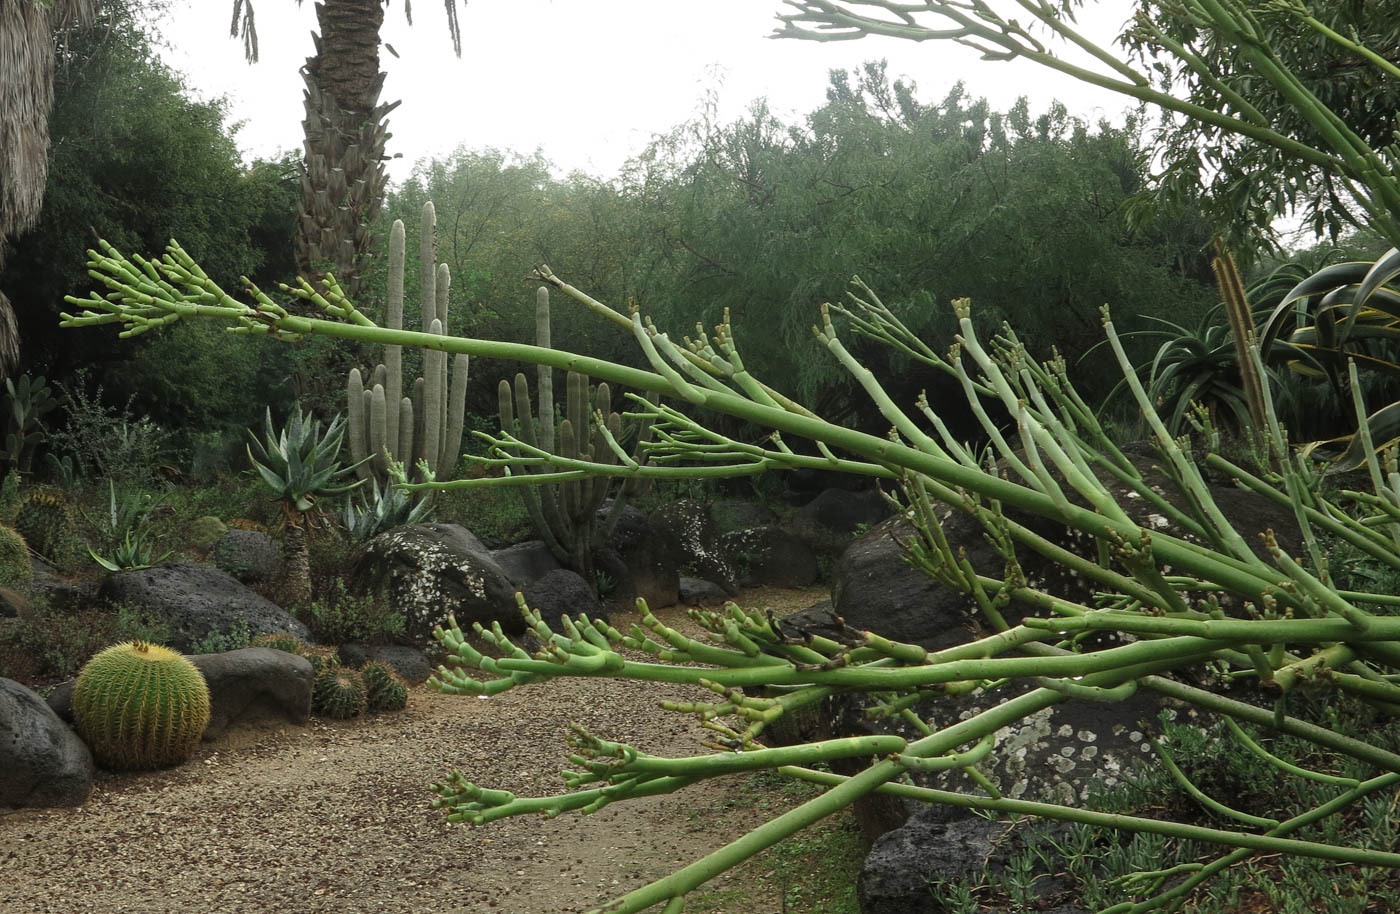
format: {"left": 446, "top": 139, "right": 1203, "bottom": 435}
{"left": 312, "top": 666, "right": 368, "bottom": 719}
{"left": 72, "top": 641, "right": 211, "bottom": 770}
{"left": 246, "top": 404, "right": 364, "bottom": 525}
{"left": 361, "top": 660, "right": 409, "bottom": 712}
{"left": 0, "top": 523, "right": 31, "bottom": 586}
{"left": 14, "top": 489, "right": 73, "bottom": 560}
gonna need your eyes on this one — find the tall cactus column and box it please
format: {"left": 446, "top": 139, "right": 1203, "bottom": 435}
{"left": 347, "top": 202, "right": 468, "bottom": 495}
{"left": 498, "top": 286, "right": 657, "bottom": 587}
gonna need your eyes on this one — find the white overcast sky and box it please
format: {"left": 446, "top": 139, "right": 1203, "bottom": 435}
{"left": 156, "top": 1, "right": 1138, "bottom": 184}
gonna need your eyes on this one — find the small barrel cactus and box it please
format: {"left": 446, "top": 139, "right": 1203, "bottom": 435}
{"left": 72, "top": 641, "right": 211, "bottom": 770}
{"left": 312, "top": 666, "right": 367, "bottom": 719}
{"left": 302, "top": 645, "right": 340, "bottom": 675}
{"left": 188, "top": 515, "right": 228, "bottom": 547}
{"left": 361, "top": 661, "right": 408, "bottom": 712}
{"left": 0, "top": 523, "right": 31, "bottom": 586}
{"left": 14, "top": 489, "right": 73, "bottom": 561}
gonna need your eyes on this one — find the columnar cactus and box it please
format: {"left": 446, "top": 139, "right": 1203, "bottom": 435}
{"left": 347, "top": 202, "right": 468, "bottom": 492}
{"left": 497, "top": 285, "right": 657, "bottom": 585}
{"left": 72, "top": 641, "right": 211, "bottom": 770}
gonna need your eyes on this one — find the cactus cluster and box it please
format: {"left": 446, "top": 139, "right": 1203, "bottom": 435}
{"left": 14, "top": 489, "right": 73, "bottom": 561}
{"left": 72, "top": 641, "right": 211, "bottom": 770}
{"left": 1, "top": 374, "right": 62, "bottom": 474}
{"left": 312, "top": 666, "right": 368, "bottom": 719}
{"left": 347, "top": 201, "right": 468, "bottom": 492}
{"left": 361, "top": 660, "right": 408, "bottom": 712}
{"left": 0, "top": 523, "right": 30, "bottom": 586}
{"left": 498, "top": 286, "right": 657, "bottom": 584}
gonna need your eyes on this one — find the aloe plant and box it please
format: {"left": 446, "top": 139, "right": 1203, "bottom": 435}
{"left": 246, "top": 404, "right": 363, "bottom": 604}
{"left": 340, "top": 477, "right": 433, "bottom": 543}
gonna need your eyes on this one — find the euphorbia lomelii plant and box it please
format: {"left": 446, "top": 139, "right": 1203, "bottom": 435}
{"left": 57, "top": 2, "right": 1400, "bottom": 911}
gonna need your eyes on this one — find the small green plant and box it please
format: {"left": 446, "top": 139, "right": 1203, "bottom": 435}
{"left": 340, "top": 477, "right": 432, "bottom": 543}
{"left": 87, "top": 528, "right": 173, "bottom": 572}
{"left": 361, "top": 660, "right": 408, "bottom": 712}
{"left": 71, "top": 640, "right": 211, "bottom": 770}
{"left": 49, "top": 374, "right": 169, "bottom": 487}
{"left": 248, "top": 631, "right": 308, "bottom": 655}
{"left": 186, "top": 619, "right": 252, "bottom": 655}
{"left": 302, "top": 577, "right": 404, "bottom": 645}
{"left": 312, "top": 665, "right": 368, "bottom": 719}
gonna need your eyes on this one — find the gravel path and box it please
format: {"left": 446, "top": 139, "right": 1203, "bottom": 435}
{"left": 0, "top": 597, "right": 823, "bottom": 914}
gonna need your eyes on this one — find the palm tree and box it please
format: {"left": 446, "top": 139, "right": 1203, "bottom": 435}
{"left": 231, "top": 0, "right": 465, "bottom": 293}
{"left": 0, "top": 0, "right": 97, "bottom": 376}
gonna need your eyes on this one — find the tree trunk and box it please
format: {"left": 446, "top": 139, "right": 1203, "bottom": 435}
{"left": 0, "top": 0, "right": 96, "bottom": 376}
{"left": 297, "top": 0, "right": 399, "bottom": 295}
{"left": 281, "top": 521, "right": 313, "bottom": 608}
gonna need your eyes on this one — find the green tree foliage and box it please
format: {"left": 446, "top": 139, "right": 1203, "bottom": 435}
{"left": 1123, "top": 0, "right": 1400, "bottom": 249}
{"left": 625, "top": 64, "right": 1216, "bottom": 424}
{"left": 0, "top": 1, "right": 300, "bottom": 452}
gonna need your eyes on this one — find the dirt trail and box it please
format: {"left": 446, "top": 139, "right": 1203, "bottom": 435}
{"left": 0, "top": 598, "right": 824, "bottom": 914}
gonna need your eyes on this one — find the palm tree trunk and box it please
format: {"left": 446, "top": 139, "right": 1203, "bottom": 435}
{"left": 297, "top": 0, "right": 398, "bottom": 295}
{"left": 0, "top": 0, "right": 96, "bottom": 375}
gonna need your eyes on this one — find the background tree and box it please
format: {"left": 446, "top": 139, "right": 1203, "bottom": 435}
{"left": 230, "top": 0, "right": 467, "bottom": 293}
{"left": 1122, "top": 0, "right": 1400, "bottom": 253}
{"left": 0, "top": 0, "right": 301, "bottom": 460}
{"left": 0, "top": 0, "right": 97, "bottom": 375}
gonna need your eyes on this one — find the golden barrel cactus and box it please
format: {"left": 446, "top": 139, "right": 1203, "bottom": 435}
{"left": 72, "top": 641, "right": 211, "bottom": 770}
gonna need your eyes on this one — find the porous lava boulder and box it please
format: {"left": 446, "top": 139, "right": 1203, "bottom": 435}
{"left": 188, "top": 647, "right": 314, "bottom": 737}
{"left": 523, "top": 569, "right": 605, "bottom": 633}
{"left": 859, "top": 804, "right": 1081, "bottom": 914}
{"left": 492, "top": 540, "right": 562, "bottom": 590}
{"left": 679, "top": 576, "right": 730, "bottom": 606}
{"left": 599, "top": 504, "right": 679, "bottom": 610}
{"left": 211, "top": 529, "right": 283, "bottom": 586}
{"left": 48, "top": 647, "right": 314, "bottom": 740}
{"left": 99, "top": 562, "right": 310, "bottom": 653}
{"left": 721, "top": 525, "right": 819, "bottom": 588}
{"left": 828, "top": 516, "right": 974, "bottom": 652}
{"left": 0, "top": 677, "right": 93, "bottom": 807}
{"left": 648, "top": 499, "right": 739, "bottom": 593}
{"left": 710, "top": 498, "right": 778, "bottom": 534}
{"left": 785, "top": 487, "right": 892, "bottom": 559}
{"left": 354, "top": 523, "right": 520, "bottom": 644}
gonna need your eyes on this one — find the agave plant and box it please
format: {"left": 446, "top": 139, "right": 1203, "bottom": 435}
{"left": 246, "top": 404, "right": 364, "bottom": 604}
{"left": 341, "top": 478, "right": 433, "bottom": 543}
{"left": 87, "top": 528, "right": 172, "bottom": 572}
{"left": 84, "top": 480, "right": 170, "bottom": 572}
{"left": 1259, "top": 249, "right": 1400, "bottom": 467}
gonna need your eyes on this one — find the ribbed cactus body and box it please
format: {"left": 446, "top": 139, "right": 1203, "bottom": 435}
{"left": 313, "top": 667, "right": 368, "bottom": 719}
{"left": 498, "top": 285, "right": 659, "bottom": 587}
{"left": 0, "top": 523, "right": 30, "bottom": 586}
{"left": 346, "top": 201, "right": 467, "bottom": 495}
{"left": 72, "top": 642, "right": 211, "bottom": 770}
{"left": 15, "top": 490, "right": 73, "bottom": 560}
{"left": 361, "top": 661, "right": 408, "bottom": 712}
